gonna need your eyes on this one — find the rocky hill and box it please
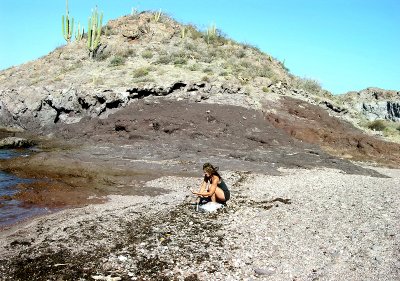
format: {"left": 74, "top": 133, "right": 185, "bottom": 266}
{"left": 0, "top": 12, "right": 290, "bottom": 130}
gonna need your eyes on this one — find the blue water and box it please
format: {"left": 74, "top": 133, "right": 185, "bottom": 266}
{"left": 0, "top": 149, "right": 29, "bottom": 159}
{"left": 0, "top": 150, "right": 52, "bottom": 227}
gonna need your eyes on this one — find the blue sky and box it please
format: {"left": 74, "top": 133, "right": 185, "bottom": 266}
{"left": 0, "top": 0, "right": 399, "bottom": 94}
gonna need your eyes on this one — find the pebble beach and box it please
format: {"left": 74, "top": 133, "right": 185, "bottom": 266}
{"left": 0, "top": 165, "right": 399, "bottom": 280}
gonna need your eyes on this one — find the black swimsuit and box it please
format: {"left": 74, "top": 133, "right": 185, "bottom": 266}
{"left": 204, "top": 175, "right": 230, "bottom": 202}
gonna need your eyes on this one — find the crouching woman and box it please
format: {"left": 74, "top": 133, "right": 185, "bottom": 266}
{"left": 192, "top": 163, "right": 230, "bottom": 204}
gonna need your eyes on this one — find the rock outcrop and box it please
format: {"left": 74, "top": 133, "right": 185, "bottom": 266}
{"left": 340, "top": 88, "right": 400, "bottom": 121}
{"left": 0, "top": 81, "right": 255, "bottom": 131}
{"left": 0, "top": 137, "right": 34, "bottom": 149}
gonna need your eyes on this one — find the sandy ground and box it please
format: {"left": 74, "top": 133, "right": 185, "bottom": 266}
{"left": 0, "top": 164, "right": 399, "bottom": 280}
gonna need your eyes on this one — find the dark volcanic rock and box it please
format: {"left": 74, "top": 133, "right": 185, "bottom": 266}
{"left": 340, "top": 87, "right": 400, "bottom": 121}
{"left": 0, "top": 137, "right": 34, "bottom": 149}
{"left": 0, "top": 82, "right": 247, "bottom": 131}
{"left": 52, "top": 99, "right": 383, "bottom": 176}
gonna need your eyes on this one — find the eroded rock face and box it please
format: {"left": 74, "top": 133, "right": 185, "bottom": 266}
{"left": 0, "top": 86, "right": 133, "bottom": 129}
{"left": 0, "top": 81, "right": 253, "bottom": 131}
{"left": 358, "top": 101, "right": 400, "bottom": 121}
{"left": 341, "top": 88, "right": 400, "bottom": 121}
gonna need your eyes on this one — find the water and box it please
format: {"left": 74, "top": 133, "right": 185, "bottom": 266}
{"left": 0, "top": 149, "right": 29, "bottom": 159}
{"left": 0, "top": 150, "right": 52, "bottom": 227}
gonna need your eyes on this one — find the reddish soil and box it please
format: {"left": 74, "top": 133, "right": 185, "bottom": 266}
{"left": 13, "top": 181, "right": 106, "bottom": 208}
{"left": 266, "top": 97, "right": 400, "bottom": 167}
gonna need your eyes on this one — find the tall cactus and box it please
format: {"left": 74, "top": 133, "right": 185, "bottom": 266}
{"left": 62, "top": 0, "right": 74, "bottom": 43}
{"left": 153, "top": 9, "right": 162, "bottom": 22}
{"left": 75, "top": 22, "right": 84, "bottom": 41}
{"left": 181, "top": 26, "right": 186, "bottom": 39}
{"left": 206, "top": 24, "right": 217, "bottom": 44}
{"left": 87, "top": 7, "right": 103, "bottom": 58}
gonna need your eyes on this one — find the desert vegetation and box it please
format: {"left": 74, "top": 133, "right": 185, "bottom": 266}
{"left": 55, "top": 4, "right": 293, "bottom": 91}
{"left": 61, "top": 0, "right": 103, "bottom": 58}
{"left": 364, "top": 119, "right": 400, "bottom": 141}
{"left": 367, "top": 119, "right": 387, "bottom": 131}
{"left": 109, "top": 56, "right": 125, "bottom": 67}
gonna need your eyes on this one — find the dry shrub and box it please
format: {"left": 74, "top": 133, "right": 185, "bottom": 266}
{"left": 295, "top": 77, "right": 322, "bottom": 95}
{"left": 109, "top": 56, "right": 125, "bottom": 67}
{"left": 133, "top": 67, "right": 150, "bottom": 78}
{"left": 367, "top": 120, "right": 387, "bottom": 131}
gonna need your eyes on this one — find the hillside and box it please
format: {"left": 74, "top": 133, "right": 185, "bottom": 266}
{"left": 0, "top": 12, "right": 398, "bottom": 158}
{"left": 0, "top": 11, "right": 399, "bottom": 280}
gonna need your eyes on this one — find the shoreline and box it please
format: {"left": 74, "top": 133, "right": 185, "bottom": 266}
{"left": 0, "top": 165, "right": 399, "bottom": 280}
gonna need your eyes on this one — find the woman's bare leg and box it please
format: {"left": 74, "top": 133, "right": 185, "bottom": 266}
{"left": 211, "top": 187, "right": 225, "bottom": 202}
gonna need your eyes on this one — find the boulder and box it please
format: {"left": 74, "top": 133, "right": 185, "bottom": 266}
{"left": 0, "top": 137, "right": 35, "bottom": 149}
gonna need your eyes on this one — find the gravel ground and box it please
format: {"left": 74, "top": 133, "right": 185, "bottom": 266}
{"left": 0, "top": 166, "right": 399, "bottom": 280}
{"left": 219, "top": 167, "right": 400, "bottom": 281}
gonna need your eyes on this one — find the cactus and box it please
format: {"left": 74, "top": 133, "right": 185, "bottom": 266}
{"left": 206, "top": 24, "right": 217, "bottom": 44}
{"left": 131, "top": 7, "right": 139, "bottom": 17}
{"left": 181, "top": 26, "right": 186, "bottom": 39}
{"left": 62, "top": 0, "right": 74, "bottom": 43}
{"left": 153, "top": 9, "right": 162, "bottom": 22}
{"left": 75, "top": 22, "right": 84, "bottom": 41}
{"left": 87, "top": 7, "right": 103, "bottom": 58}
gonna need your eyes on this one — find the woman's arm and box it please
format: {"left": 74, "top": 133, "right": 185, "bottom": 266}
{"left": 192, "top": 176, "right": 218, "bottom": 197}
{"left": 199, "top": 180, "right": 207, "bottom": 193}
{"left": 191, "top": 179, "right": 207, "bottom": 197}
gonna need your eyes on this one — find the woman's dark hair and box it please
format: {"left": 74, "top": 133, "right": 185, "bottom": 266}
{"left": 203, "top": 163, "right": 221, "bottom": 179}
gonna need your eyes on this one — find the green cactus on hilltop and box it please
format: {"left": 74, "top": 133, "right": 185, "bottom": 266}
{"left": 181, "top": 26, "right": 186, "bottom": 39}
{"left": 75, "top": 22, "right": 84, "bottom": 41}
{"left": 87, "top": 7, "right": 103, "bottom": 58}
{"left": 206, "top": 23, "right": 217, "bottom": 44}
{"left": 153, "top": 9, "right": 162, "bottom": 22}
{"left": 62, "top": 0, "right": 74, "bottom": 43}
